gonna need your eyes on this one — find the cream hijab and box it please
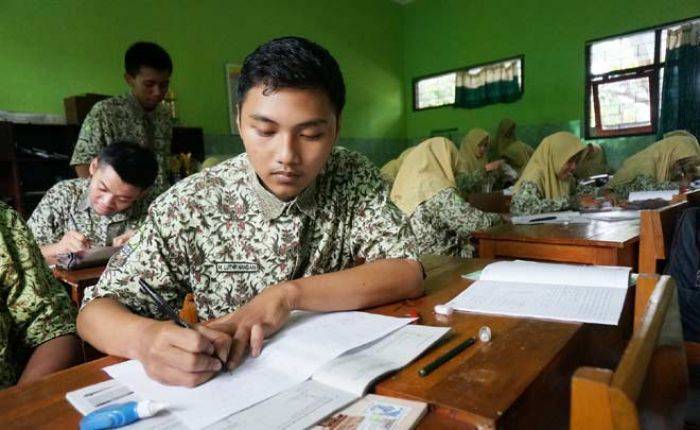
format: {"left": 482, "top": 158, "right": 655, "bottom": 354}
{"left": 459, "top": 128, "right": 490, "bottom": 172}
{"left": 380, "top": 147, "right": 415, "bottom": 182}
{"left": 514, "top": 132, "right": 587, "bottom": 200}
{"left": 608, "top": 135, "right": 700, "bottom": 188}
{"left": 390, "top": 137, "right": 460, "bottom": 215}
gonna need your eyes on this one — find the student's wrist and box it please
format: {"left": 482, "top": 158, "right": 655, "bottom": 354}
{"left": 279, "top": 281, "right": 302, "bottom": 312}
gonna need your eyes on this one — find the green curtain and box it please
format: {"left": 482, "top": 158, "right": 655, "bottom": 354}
{"left": 659, "top": 23, "right": 700, "bottom": 139}
{"left": 454, "top": 60, "right": 522, "bottom": 109}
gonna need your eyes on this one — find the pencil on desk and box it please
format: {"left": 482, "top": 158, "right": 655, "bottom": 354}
{"left": 419, "top": 336, "right": 476, "bottom": 377}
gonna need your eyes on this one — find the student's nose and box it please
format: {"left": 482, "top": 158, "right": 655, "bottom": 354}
{"left": 276, "top": 133, "right": 299, "bottom": 166}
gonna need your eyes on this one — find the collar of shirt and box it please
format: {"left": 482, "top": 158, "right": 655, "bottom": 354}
{"left": 76, "top": 179, "right": 134, "bottom": 224}
{"left": 245, "top": 158, "right": 317, "bottom": 221}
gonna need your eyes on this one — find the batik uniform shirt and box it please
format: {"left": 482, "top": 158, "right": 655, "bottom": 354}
{"left": 408, "top": 188, "right": 502, "bottom": 258}
{"left": 606, "top": 175, "right": 677, "bottom": 199}
{"left": 456, "top": 170, "right": 487, "bottom": 195}
{"left": 0, "top": 202, "right": 76, "bottom": 388}
{"left": 510, "top": 180, "right": 597, "bottom": 216}
{"left": 82, "top": 147, "right": 420, "bottom": 321}
{"left": 70, "top": 93, "right": 173, "bottom": 192}
{"left": 27, "top": 178, "right": 149, "bottom": 247}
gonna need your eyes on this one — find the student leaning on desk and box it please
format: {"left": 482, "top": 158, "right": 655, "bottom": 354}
{"left": 77, "top": 36, "right": 424, "bottom": 388}
{"left": 27, "top": 142, "right": 158, "bottom": 266}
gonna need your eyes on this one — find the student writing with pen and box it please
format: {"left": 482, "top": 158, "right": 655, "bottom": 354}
{"left": 27, "top": 142, "right": 158, "bottom": 265}
{"left": 77, "top": 37, "right": 424, "bottom": 388}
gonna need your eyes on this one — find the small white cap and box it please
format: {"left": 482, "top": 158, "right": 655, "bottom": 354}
{"left": 434, "top": 304, "right": 454, "bottom": 316}
{"left": 478, "top": 326, "right": 492, "bottom": 342}
{"left": 136, "top": 400, "right": 168, "bottom": 418}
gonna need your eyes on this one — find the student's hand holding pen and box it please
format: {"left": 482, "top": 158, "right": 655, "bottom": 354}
{"left": 135, "top": 320, "right": 232, "bottom": 387}
{"left": 205, "top": 283, "right": 295, "bottom": 369}
{"left": 57, "top": 230, "right": 92, "bottom": 254}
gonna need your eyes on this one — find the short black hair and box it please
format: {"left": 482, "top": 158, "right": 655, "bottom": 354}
{"left": 125, "top": 42, "right": 173, "bottom": 76}
{"left": 97, "top": 142, "right": 158, "bottom": 190}
{"left": 237, "top": 36, "right": 345, "bottom": 116}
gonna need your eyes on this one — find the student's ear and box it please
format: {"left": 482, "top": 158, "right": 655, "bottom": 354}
{"left": 124, "top": 72, "right": 135, "bottom": 87}
{"left": 88, "top": 158, "right": 99, "bottom": 177}
{"left": 235, "top": 104, "right": 242, "bottom": 135}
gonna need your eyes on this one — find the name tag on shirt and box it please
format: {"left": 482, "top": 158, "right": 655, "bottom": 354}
{"left": 216, "top": 262, "right": 259, "bottom": 273}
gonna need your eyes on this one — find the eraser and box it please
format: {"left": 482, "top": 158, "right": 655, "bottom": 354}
{"left": 434, "top": 304, "right": 453, "bottom": 316}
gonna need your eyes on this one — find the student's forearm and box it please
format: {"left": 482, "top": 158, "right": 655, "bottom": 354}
{"left": 77, "top": 298, "right": 160, "bottom": 359}
{"left": 18, "top": 334, "right": 82, "bottom": 386}
{"left": 285, "top": 258, "right": 423, "bottom": 312}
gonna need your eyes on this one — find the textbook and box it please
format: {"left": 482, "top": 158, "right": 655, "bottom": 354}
{"left": 447, "top": 260, "right": 630, "bottom": 325}
{"left": 67, "top": 323, "right": 448, "bottom": 430}
{"left": 99, "top": 312, "right": 449, "bottom": 429}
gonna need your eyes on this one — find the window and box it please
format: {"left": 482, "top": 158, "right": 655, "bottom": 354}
{"left": 585, "top": 16, "right": 699, "bottom": 138}
{"left": 414, "top": 56, "right": 523, "bottom": 111}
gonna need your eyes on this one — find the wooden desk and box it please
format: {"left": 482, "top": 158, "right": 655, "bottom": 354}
{"left": 473, "top": 220, "right": 640, "bottom": 266}
{"left": 52, "top": 266, "right": 105, "bottom": 304}
{"left": 0, "top": 257, "right": 632, "bottom": 429}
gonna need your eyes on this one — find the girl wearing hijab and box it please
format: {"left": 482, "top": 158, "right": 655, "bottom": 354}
{"left": 457, "top": 128, "right": 505, "bottom": 194}
{"left": 510, "top": 132, "right": 588, "bottom": 216}
{"left": 494, "top": 118, "right": 534, "bottom": 174}
{"left": 574, "top": 143, "right": 609, "bottom": 180}
{"left": 391, "top": 137, "right": 501, "bottom": 257}
{"left": 380, "top": 146, "right": 414, "bottom": 184}
{"left": 606, "top": 135, "right": 700, "bottom": 199}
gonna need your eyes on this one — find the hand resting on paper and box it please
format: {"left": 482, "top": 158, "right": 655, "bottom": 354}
{"left": 205, "top": 283, "right": 295, "bottom": 370}
{"left": 112, "top": 229, "right": 136, "bottom": 247}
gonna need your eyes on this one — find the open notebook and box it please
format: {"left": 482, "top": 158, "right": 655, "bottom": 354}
{"left": 67, "top": 323, "right": 448, "bottom": 430}
{"left": 447, "top": 260, "right": 631, "bottom": 325}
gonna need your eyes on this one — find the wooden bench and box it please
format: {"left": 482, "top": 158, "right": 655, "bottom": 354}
{"left": 467, "top": 191, "right": 511, "bottom": 214}
{"left": 571, "top": 275, "right": 687, "bottom": 430}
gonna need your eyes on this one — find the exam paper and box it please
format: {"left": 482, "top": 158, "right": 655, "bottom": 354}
{"left": 511, "top": 211, "right": 590, "bottom": 224}
{"left": 480, "top": 260, "right": 630, "bottom": 289}
{"left": 104, "top": 311, "right": 413, "bottom": 430}
{"left": 628, "top": 190, "right": 678, "bottom": 202}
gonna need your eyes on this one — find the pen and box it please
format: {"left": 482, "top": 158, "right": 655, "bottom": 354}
{"left": 138, "top": 278, "right": 227, "bottom": 371}
{"left": 529, "top": 216, "right": 556, "bottom": 223}
{"left": 418, "top": 336, "right": 476, "bottom": 377}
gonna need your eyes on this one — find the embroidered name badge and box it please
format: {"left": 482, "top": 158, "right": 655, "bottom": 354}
{"left": 216, "top": 262, "right": 259, "bottom": 273}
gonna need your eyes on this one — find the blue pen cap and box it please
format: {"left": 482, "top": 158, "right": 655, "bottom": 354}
{"left": 80, "top": 401, "right": 140, "bottom": 430}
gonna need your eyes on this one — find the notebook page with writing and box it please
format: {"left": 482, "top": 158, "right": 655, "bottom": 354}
{"left": 480, "top": 260, "right": 630, "bottom": 289}
{"left": 104, "top": 311, "right": 413, "bottom": 429}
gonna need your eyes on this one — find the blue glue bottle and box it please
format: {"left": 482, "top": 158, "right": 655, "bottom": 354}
{"left": 80, "top": 400, "right": 167, "bottom": 430}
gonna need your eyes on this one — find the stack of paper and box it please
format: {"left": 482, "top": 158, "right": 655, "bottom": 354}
{"left": 628, "top": 190, "right": 678, "bottom": 202}
{"left": 90, "top": 311, "right": 448, "bottom": 429}
{"left": 449, "top": 260, "right": 630, "bottom": 325}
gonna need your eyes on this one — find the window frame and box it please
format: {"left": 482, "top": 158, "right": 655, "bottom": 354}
{"left": 413, "top": 54, "right": 525, "bottom": 112}
{"left": 584, "top": 15, "right": 699, "bottom": 139}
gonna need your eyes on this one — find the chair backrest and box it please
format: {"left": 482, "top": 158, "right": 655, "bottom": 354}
{"left": 570, "top": 276, "right": 687, "bottom": 430}
{"left": 638, "top": 201, "right": 688, "bottom": 275}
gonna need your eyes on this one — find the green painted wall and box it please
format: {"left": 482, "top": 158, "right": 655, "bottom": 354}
{"left": 402, "top": 0, "right": 700, "bottom": 168}
{"left": 0, "top": 0, "right": 405, "bottom": 144}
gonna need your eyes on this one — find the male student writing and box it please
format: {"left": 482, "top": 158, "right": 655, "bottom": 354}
{"left": 28, "top": 142, "right": 158, "bottom": 265}
{"left": 77, "top": 37, "right": 424, "bottom": 387}
{"left": 70, "top": 41, "right": 173, "bottom": 193}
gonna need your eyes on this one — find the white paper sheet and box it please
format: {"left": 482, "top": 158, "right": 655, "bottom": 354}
{"left": 313, "top": 324, "right": 451, "bottom": 397}
{"left": 511, "top": 211, "right": 590, "bottom": 224}
{"left": 480, "top": 260, "right": 630, "bottom": 289}
{"left": 447, "top": 280, "right": 628, "bottom": 325}
{"left": 104, "top": 311, "right": 413, "bottom": 430}
{"left": 628, "top": 190, "right": 678, "bottom": 202}
{"left": 580, "top": 210, "right": 641, "bottom": 221}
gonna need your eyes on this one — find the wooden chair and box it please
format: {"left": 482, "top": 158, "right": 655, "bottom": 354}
{"left": 638, "top": 200, "right": 688, "bottom": 275}
{"left": 467, "top": 191, "right": 511, "bottom": 213}
{"left": 571, "top": 276, "right": 688, "bottom": 430}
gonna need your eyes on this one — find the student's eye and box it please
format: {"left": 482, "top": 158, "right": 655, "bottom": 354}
{"left": 255, "top": 129, "right": 275, "bottom": 137}
{"left": 301, "top": 133, "right": 324, "bottom": 141}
